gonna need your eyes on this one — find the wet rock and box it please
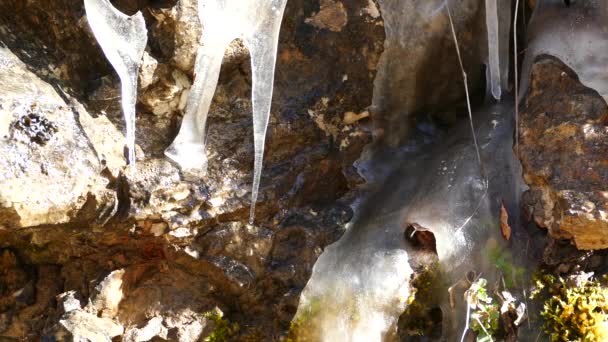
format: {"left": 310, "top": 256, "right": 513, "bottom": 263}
{"left": 0, "top": 47, "right": 110, "bottom": 228}
{"left": 58, "top": 310, "right": 124, "bottom": 341}
{"left": 0, "top": 0, "right": 382, "bottom": 339}
{"left": 372, "top": 0, "right": 487, "bottom": 145}
{"left": 305, "top": 0, "right": 349, "bottom": 32}
{"left": 519, "top": 57, "right": 608, "bottom": 250}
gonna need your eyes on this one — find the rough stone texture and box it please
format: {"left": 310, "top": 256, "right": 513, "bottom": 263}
{"left": 519, "top": 56, "right": 608, "bottom": 250}
{"left": 0, "top": 0, "right": 383, "bottom": 340}
{"left": 0, "top": 0, "right": 502, "bottom": 339}
{"left": 372, "top": 0, "right": 487, "bottom": 146}
{"left": 0, "top": 46, "right": 114, "bottom": 229}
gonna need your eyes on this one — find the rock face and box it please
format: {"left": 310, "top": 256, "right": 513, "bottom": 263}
{"left": 372, "top": 0, "right": 487, "bottom": 145}
{"left": 0, "top": 0, "right": 498, "bottom": 339}
{"left": 0, "top": 0, "right": 383, "bottom": 340}
{"left": 519, "top": 57, "right": 608, "bottom": 250}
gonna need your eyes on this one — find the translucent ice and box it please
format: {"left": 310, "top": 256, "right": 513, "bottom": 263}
{"left": 485, "top": 0, "right": 511, "bottom": 100}
{"left": 164, "top": 0, "right": 288, "bottom": 223}
{"left": 84, "top": 0, "right": 147, "bottom": 165}
{"left": 293, "top": 102, "right": 524, "bottom": 341}
{"left": 485, "top": 0, "right": 501, "bottom": 100}
{"left": 520, "top": 0, "right": 608, "bottom": 103}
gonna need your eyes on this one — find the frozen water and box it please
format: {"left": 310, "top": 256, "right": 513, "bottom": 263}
{"left": 485, "top": 0, "right": 511, "bottom": 101}
{"left": 294, "top": 101, "right": 524, "bottom": 341}
{"left": 164, "top": 0, "right": 288, "bottom": 223}
{"left": 520, "top": 0, "right": 608, "bottom": 104}
{"left": 485, "top": 0, "right": 501, "bottom": 100}
{"left": 84, "top": 0, "right": 147, "bottom": 165}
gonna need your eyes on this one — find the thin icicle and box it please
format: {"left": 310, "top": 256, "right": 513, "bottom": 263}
{"left": 485, "top": 0, "right": 501, "bottom": 100}
{"left": 164, "top": 0, "right": 288, "bottom": 224}
{"left": 84, "top": 0, "right": 147, "bottom": 165}
{"left": 446, "top": 3, "right": 484, "bottom": 177}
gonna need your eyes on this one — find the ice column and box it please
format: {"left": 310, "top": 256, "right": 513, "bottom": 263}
{"left": 485, "top": 0, "right": 501, "bottom": 100}
{"left": 164, "top": 0, "right": 288, "bottom": 223}
{"left": 84, "top": 0, "right": 148, "bottom": 165}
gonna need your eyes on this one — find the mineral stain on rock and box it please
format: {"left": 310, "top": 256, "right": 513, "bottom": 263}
{"left": 11, "top": 111, "right": 58, "bottom": 145}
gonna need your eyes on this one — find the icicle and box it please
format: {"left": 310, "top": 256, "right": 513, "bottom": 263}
{"left": 485, "top": 0, "right": 501, "bottom": 100}
{"left": 84, "top": 0, "right": 147, "bottom": 165}
{"left": 164, "top": 0, "right": 288, "bottom": 224}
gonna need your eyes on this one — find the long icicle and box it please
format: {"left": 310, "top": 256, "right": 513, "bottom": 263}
{"left": 84, "top": 0, "right": 147, "bottom": 165}
{"left": 446, "top": 3, "right": 484, "bottom": 177}
{"left": 163, "top": 0, "right": 288, "bottom": 224}
{"left": 485, "top": 0, "right": 502, "bottom": 100}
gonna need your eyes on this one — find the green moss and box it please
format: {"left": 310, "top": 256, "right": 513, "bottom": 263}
{"left": 484, "top": 243, "right": 526, "bottom": 289}
{"left": 540, "top": 273, "right": 608, "bottom": 341}
{"left": 203, "top": 309, "right": 239, "bottom": 342}
{"left": 398, "top": 262, "right": 447, "bottom": 337}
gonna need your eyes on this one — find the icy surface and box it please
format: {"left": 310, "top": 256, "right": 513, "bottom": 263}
{"left": 520, "top": 0, "right": 608, "bottom": 103}
{"left": 164, "top": 0, "right": 287, "bottom": 223}
{"left": 294, "top": 102, "right": 524, "bottom": 341}
{"left": 84, "top": 0, "right": 147, "bottom": 165}
{"left": 485, "top": 0, "right": 501, "bottom": 100}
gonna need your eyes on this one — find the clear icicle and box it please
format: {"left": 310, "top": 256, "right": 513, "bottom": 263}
{"left": 164, "top": 0, "right": 288, "bottom": 223}
{"left": 485, "top": 0, "right": 501, "bottom": 100}
{"left": 84, "top": 0, "right": 147, "bottom": 165}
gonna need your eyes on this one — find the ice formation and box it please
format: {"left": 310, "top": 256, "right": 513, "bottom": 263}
{"left": 164, "top": 0, "right": 288, "bottom": 223}
{"left": 519, "top": 0, "right": 608, "bottom": 104}
{"left": 485, "top": 0, "right": 501, "bottom": 100}
{"left": 84, "top": 0, "right": 147, "bottom": 165}
{"left": 294, "top": 101, "right": 523, "bottom": 341}
{"left": 484, "top": 0, "right": 512, "bottom": 101}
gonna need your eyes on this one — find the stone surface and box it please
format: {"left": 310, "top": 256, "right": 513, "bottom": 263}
{"left": 519, "top": 57, "right": 608, "bottom": 250}
{"left": 0, "top": 46, "right": 111, "bottom": 228}
{"left": 372, "top": 0, "right": 487, "bottom": 145}
{"left": 0, "top": 0, "right": 517, "bottom": 339}
{"left": 0, "top": 0, "right": 382, "bottom": 339}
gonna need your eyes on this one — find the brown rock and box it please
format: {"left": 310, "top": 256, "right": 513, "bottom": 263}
{"left": 519, "top": 57, "right": 608, "bottom": 250}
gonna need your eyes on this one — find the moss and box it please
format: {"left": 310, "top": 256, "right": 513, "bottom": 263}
{"left": 540, "top": 273, "right": 608, "bottom": 341}
{"left": 397, "top": 262, "right": 447, "bottom": 337}
{"left": 484, "top": 242, "right": 526, "bottom": 289}
{"left": 203, "top": 308, "right": 239, "bottom": 342}
{"left": 285, "top": 297, "right": 324, "bottom": 342}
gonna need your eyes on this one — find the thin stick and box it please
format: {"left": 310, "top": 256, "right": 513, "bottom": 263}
{"left": 460, "top": 299, "right": 471, "bottom": 342}
{"left": 514, "top": 0, "right": 520, "bottom": 157}
{"left": 446, "top": 3, "right": 484, "bottom": 177}
{"left": 474, "top": 316, "right": 494, "bottom": 342}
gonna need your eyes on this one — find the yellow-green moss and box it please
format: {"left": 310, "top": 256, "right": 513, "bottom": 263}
{"left": 398, "top": 262, "right": 447, "bottom": 337}
{"left": 540, "top": 274, "right": 608, "bottom": 341}
{"left": 203, "top": 309, "right": 239, "bottom": 342}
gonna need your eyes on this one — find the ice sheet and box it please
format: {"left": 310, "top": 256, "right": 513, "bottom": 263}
{"left": 520, "top": 0, "right": 608, "bottom": 104}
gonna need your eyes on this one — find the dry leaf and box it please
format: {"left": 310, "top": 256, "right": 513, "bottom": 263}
{"left": 500, "top": 200, "right": 512, "bottom": 241}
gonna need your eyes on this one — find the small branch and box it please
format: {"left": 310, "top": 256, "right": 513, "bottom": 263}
{"left": 446, "top": 2, "right": 485, "bottom": 178}
{"left": 474, "top": 316, "right": 494, "bottom": 342}
{"left": 514, "top": 0, "right": 520, "bottom": 157}
{"left": 460, "top": 299, "right": 471, "bottom": 342}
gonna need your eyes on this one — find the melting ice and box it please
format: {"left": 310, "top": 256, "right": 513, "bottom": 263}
{"left": 84, "top": 0, "right": 147, "bottom": 165}
{"left": 485, "top": 0, "right": 511, "bottom": 100}
{"left": 164, "top": 0, "right": 288, "bottom": 223}
{"left": 519, "top": 0, "right": 608, "bottom": 103}
{"left": 293, "top": 102, "right": 523, "bottom": 341}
